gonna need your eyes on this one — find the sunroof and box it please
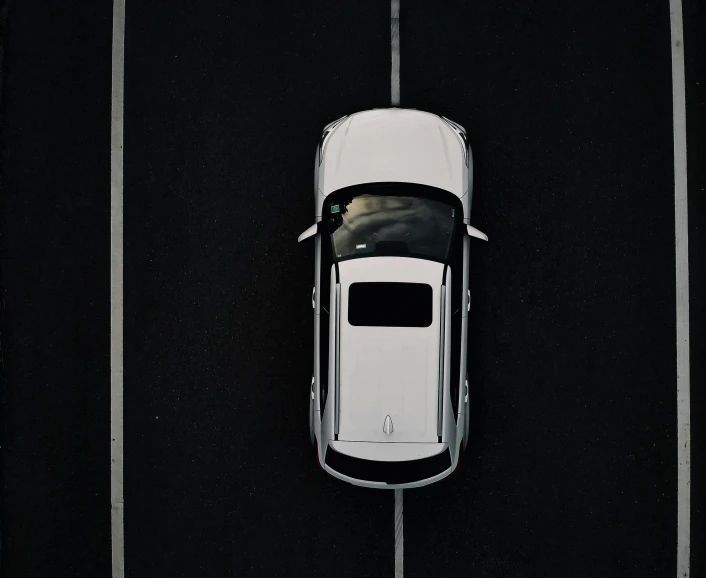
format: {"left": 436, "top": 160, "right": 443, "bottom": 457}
{"left": 347, "top": 282, "right": 433, "bottom": 327}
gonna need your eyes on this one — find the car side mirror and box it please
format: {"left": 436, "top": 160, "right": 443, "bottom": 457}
{"left": 298, "top": 222, "right": 320, "bottom": 243}
{"left": 466, "top": 224, "right": 488, "bottom": 242}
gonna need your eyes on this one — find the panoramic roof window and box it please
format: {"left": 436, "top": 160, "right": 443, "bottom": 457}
{"left": 348, "top": 282, "right": 433, "bottom": 327}
{"left": 327, "top": 187, "right": 458, "bottom": 263}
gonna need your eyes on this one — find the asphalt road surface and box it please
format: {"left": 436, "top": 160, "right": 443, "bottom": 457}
{"left": 1, "top": 0, "right": 704, "bottom": 577}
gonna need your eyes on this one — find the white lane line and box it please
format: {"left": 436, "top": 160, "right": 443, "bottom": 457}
{"left": 395, "top": 488, "right": 404, "bottom": 578}
{"left": 670, "top": 0, "right": 691, "bottom": 576}
{"left": 391, "top": 0, "right": 400, "bottom": 106}
{"left": 111, "top": 0, "right": 125, "bottom": 576}
{"left": 393, "top": 1, "right": 401, "bottom": 574}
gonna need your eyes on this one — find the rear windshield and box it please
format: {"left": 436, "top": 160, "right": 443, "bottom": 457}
{"left": 325, "top": 445, "right": 452, "bottom": 484}
{"left": 348, "top": 282, "right": 432, "bottom": 327}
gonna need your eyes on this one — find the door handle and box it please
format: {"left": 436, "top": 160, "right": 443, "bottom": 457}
{"left": 464, "top": 379, "right": 469, "bottom": 403}
{"left": 311, "top": 376, "right": 315, "bottom": 400}
{"left": 312, "top": 287, "right": 316, "bottom": 309}
{"left": 467, "top": 290, "right": 471, "bottom": 312}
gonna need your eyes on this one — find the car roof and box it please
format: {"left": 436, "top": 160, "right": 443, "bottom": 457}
{"left": 336, "top": 257, "right": 444, "bottom": 443}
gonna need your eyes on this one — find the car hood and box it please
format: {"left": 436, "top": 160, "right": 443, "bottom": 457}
{"left": 336, "top": 257, "right": 444, "bottom": 443}
{"left": 319, "top": 109, "right": 466, "bottom": 197}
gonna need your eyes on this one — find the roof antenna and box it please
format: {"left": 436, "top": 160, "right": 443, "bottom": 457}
{"left": 383, "top": 415, "right": 394, "bottom": 435}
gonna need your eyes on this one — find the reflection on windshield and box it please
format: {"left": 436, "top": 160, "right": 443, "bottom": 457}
{"left": 328, "top": 194, "right": 456, "bottom": 262}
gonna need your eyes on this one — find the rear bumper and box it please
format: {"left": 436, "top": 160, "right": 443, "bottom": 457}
{"left": 322, "top": 442, "right": 455, "bottom": 489}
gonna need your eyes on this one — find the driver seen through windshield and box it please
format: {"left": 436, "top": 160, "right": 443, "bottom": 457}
{"left": 327, "top": 192, "right": 457, "bottom": 262}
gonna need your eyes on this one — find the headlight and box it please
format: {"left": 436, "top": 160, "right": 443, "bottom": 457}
{"left": 318, "top": 115, "right": 349, "bottom": 165}
{"left": 441, "top": 116, "right": 469, "bottom": 167}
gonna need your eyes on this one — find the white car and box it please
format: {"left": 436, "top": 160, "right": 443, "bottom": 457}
{"left": 299, "top": 108, "right": 487, "bottom": 489}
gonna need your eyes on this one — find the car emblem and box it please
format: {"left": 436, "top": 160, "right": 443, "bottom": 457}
{"left": 383, "top": 415, "right": 394, "bottom": 435}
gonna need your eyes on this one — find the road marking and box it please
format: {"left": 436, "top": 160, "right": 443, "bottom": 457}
{"left": 111, "top": 0, "right": 126, "bottom": 576}
{"left": 391, "top": 0, "right": 400, "bottom": 106}
{"left": 395, "top": 488, "right": 403, "bottom": 578}
{"left": 669, "top": 0, "right": 690, "bottom": 576}
{"left": 392, "top": 2, "right": 402, "bottom": 574}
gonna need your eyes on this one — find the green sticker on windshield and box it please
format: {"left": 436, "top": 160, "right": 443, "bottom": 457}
{"left": 331, "top": 204, "right": 340, "bottom": 213}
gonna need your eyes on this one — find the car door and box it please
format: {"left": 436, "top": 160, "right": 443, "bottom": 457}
{"left": 449, "top": 222, "right": 467, "bottom": 420}
{"left": 317, "top": 227, "right": 333, "bottom": 414}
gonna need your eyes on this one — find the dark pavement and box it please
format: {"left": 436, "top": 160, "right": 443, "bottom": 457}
{"left": 123, "top": 2, "right": 393, "bottom": 577}
{"left": 402, "top": 1, "right": 677, "bottom": 576}
{"left": 0, "top": 0, "right": 704, "bottom": 577}
{"left": 0, "top": 0, "right": 112, "bottom": 576}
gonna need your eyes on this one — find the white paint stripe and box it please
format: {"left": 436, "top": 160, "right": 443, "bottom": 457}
{"left": 391, "top": 0, "right": 400, "bottom": 106}
{"left": 670, "top": 1, "right": 691, "bottom": 576}
{"left": 111, "top": 0, "right": 125, "bottom": 576}
{"left": 392, "top": 2, "right": 402, "bottom": 575}
{"left": 394, "top": 489, "right": 403, "bottom": 578}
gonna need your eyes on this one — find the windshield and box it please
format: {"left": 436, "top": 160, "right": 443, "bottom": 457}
{"left": 326, "top": 184, "right": 459, "bottom": 263}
